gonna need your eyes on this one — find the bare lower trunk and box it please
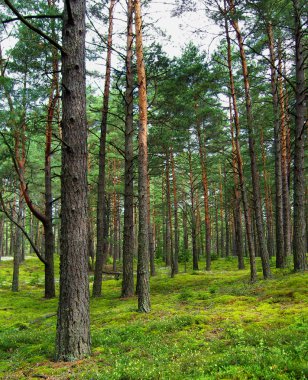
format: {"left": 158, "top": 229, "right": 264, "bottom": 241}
{"left": 267, "top": 22, "right": 285, "bottom": 268}
{"left": 93, "top": 0, "right": 116, "bottom": 297}
{"left": 56, "top": 0, "right": 91, "bottom": 360}
{"left": 223, "top": 5, "right": 256, "bottom": 280}
{"left": 229, "top": 0, "right": 271, "bottom": 278}
{"left": 122, "top": 0, "right": 135, "bottom": 297}
{"left": 188, "top": 152, "right": 198, "bottom": 270}
{"left": 170, "top": 149, "right": 179, "bottom": 274}
{"left": 293, "top": 0, "right": 307, "bottom": 271}
{"left": 135, "top": 0, "right": 150, "bottom": 312}
{"left": 278, "top": 42, "right": 292, "bottom": 259}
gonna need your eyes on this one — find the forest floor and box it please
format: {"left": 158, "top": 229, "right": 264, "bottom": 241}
{"left": 0, "top": 256, "right": 307, "bottom": 380}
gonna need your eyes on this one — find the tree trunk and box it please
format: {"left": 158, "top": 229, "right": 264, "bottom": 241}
{"left": 219, "top": 168, "right": 225, "bottom": 257}
{"left": 122, "top": 0, "right": 135, "bottom": 297}
{"left": 260, "top": 125, "right": 275, "bottom": 259}
{"left": 170, "top": 149, "right": 179, "bottom": 274}
{"left": 56, "top": 0, "right": 91, "bottom": 360}
{"left": 278, "top": 41, "right": 292, "bottom": 259}
{"left": 228, "top": 0, "right": 271, "bottom": 279}
{"left": 147, "top": 176, "right": 156, "bottom": 276}
{"left": 165, "top": 154, "right": 175, "bottom": 277}
{"left": 135, "top": 0, "right": 150, "bottom": 312}
{"left": 93, "top": 0, "right": 116, "bottom": 297}
{"left": 188, "top": 152, "right": 198, "bottom": 270}
{"left": 267, "top": 22, "right": 285, "bottom": 268}
{"left": 292, "top": 0, "right": 307, "bottom": 271}
{"left": 224, "top": 0, "right": 256, "bottom": 280}
{"left": 195, "top": 119, "right": 211, "bottom": 271}
{"left": 12, "top": 195, "right": 22, "bottom": 292}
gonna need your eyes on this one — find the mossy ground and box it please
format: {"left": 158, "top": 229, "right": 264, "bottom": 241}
{"left": 0, "top": 256, "right": 307, "bottom": 379}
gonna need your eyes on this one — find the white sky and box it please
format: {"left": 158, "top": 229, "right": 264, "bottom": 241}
{"left": 144, "top": 1, "right": 222, "bottom": 58}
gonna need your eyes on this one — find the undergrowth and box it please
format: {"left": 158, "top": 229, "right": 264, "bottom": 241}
{"left": 0, "top": 256, "right": 307, "bottom": 379}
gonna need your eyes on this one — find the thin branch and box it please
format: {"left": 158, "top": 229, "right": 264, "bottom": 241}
{"left": 2, "top": 14, "right": 62, "bottom": 24}
{"left": 107, "top": 141, "right": 125, "bottom": 157}
{"left": 0, "top": 192, "right": 47, "bottom": 266}
{"left": 3, "top": 0, "right": 65, "bottom": 54}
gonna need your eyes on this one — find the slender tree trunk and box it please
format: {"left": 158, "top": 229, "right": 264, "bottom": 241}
{"left": 267, "top": 22, "right": 285, "bottom": 268}
{"left": 170, "top": 149, "right": 179, "bottom": 274}
{"left": 219, "top": 168, "right": 225, "bottom": 256}
{"left": 260, "top": 126, "right": 275, "bottom": 259}
{"left": 0, "top": 215, "right": 4, "bottom": 260}
{"left": 93, "top": 0, "right": 116, "bottom": 297}
{"left": 166, "top": 154, "right": 175, "bottom": 277}
{"left": 188, "top": 152, "right": 198, "bottom": 270}
{"left": 292, "top": 0, "right": 307, "bottom": 271}
{"left": 195, "top": 119, "right": 211, "bottom": 270}
{"left": 122, "top": 0, "right": 135, "bottom": 297}
{"left": 229, "top": 99, "right": 244, "bottom": 269}
{"left": 112, "top": 187, "right": 118, "bottom": 272}
{"left": 183, "top": 205, "right": 189, "bottom": 252}
{"left": 12, "top": 195, "right": 22, "bottom": 292}
{"left": 135, "top": 0, "right": 150, "bottom": 312}
{"left": 223, "top": 6, "right": 256, "bottom": 280}
{"left": 278, "top": 41, "right": 292, "bottom": 259}
{"left": 44, "top": 4, "right": 58, "bottom": 297}
{"left": 147, "top": 176, "right": 156, "bottom": 276}
{"left": 56, "top": 0, "right": 91, "bottom": 360}
{"left": 228, "top": 0, "right": 271, "bottom": 278}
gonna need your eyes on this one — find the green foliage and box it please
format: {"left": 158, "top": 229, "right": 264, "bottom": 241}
{"left": 0, "top": 257, "right": 307, "bottom": 379}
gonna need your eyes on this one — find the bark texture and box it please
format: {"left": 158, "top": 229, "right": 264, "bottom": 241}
{"left": 122, "top": 0, "right": 135, "bottom": 297}
{"left": 228, "top": 0, "right": 271, "bottom": 279}
{"left": 56, "top": 0, "right": 91, "bottom": 360}
{"left": 267, "top": 22, "right": 285, "bottom": 268}
{"left": 135, "top": 0, "right": 150, "bottom": 312}
{"left": 93, "top": 0, "right": 116, "bottom": 297}
{"left": 293, "top": 0, "right": 307, "bottom": 271}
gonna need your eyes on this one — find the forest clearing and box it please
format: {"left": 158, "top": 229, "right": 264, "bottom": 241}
{"left": 0, "top": 257, "right": 307, "bottom": 379}
{"left": 0, "top": 0, "right": 307, "bottom": 378}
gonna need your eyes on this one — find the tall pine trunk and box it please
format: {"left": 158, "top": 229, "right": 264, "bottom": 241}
{"left": 224, "top": 6, "right": 256, "bottom": 280}
{"left": 56, "top": 0, "right": 91, "bottom": 360}
{"left": 228, "top": 0, "right": 271, "bottom": 279}
{"left": 93, "top": 0, "right": 116, "bottom": 297}
{"left": 170, "top": 149, "right": 179, "bottom": 274}
{"left": 122, "top": 0, "right": 135, "bottom": 297}
{"left": 135, "top": 0, "right": 150, "bottom": 312}
{"left": 267, "top": 22, "right": 285, "bottom": 268}
{"left": 292, "top": 0, "right": 307, "bottom": 271}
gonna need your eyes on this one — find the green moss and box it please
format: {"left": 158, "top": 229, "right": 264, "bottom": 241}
{"left": 0, "top": 256, "right": 307, "bottom": 379}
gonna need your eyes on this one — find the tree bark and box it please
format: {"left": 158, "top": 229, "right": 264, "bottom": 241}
{"left": 165, "top": 154, "right": 175, "bottom": 277}
{"left": 267, "top": 22, "right": 285, "bottom": 268}
{"left": 93, "top": 0, "right": 116, "bottom": 297}
{"left": 292, "top": 0, "right": 307, "bottom": 271}
{"left": 188, "top": 152, "right": 198, "bottom": 270}
{"left": 224, "top": 7, "right": 255, "bottom": 277}
{"left": 170, "top": 149, "right": 179, "bottom": 274}
{"left": 278, "top": 41, "right": 292, "bottom": 259}
{"left": 135, "top": 0, "right": 150, "bottom": 312}
{"left": 56, "top": 0, "right": 91, "bottom": 360}
{"left": 121, "top": 0, "right": 134, "bottom": 296}
{"left": 228, "top": 0, "right": 271, "bottom": 279}
{"left": 195, "top": 118, "right": 211, "bottom": 270}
